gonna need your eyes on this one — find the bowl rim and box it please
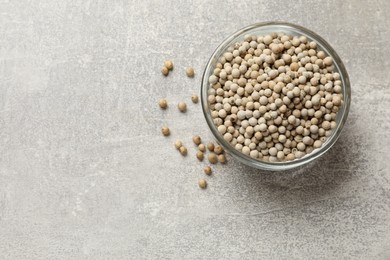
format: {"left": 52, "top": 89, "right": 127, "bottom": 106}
{"left": 201, "top": 21, "right": 351, "bottom": 171}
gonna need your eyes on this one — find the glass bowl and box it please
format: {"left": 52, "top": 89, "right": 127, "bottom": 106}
{"left": 201, "top": 21, "right": 351, "bottom": 171}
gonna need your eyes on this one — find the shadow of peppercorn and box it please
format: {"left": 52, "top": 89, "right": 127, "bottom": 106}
{"left": 233, "top": 125, "right": 363, "bottom": 206}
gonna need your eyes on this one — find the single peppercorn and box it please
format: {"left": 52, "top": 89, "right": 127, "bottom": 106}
{"left": 174, "top": 140, "right": 182, "bottom": 149}
{"left": 178, "top": 101, "right": 187, "bottom": 112}
{"left": 196, "top": 151, "right": 204, "bottom": 161}
{"left": 203, "top": 166, "right": 212, "bottom": 175}
{"left": 214, "top": 145, "right": 224, "bottom": 155}
{"left": 192, "top": 135, "right": 201, "bottom": 145}
{"left": 208, "top": 153, "right": 218, "bottom": 164}
{"left": 185, "top": 67, "right": 194, "bottom": 77}
{"left": 161, "top": 66, "right": 169, "bottom": 76}
{"left": 218, "top": 154, "right": 226, "bottom": 164}
{"left": 179, "top": 146, "right": 187, "bottom": 156}
{"left": 161, "top": 127, "right": 170, "bottom": 136}
{"left": 159, "top": 98, "right": 167, "bottom": 109}
{"left": 191, "top": 95, "right": 199, "bottom": 104}
{"left": 198, "top": 178, "right": 207, "bottom": 189}
{"left": 164, "top": 60, "right": 173, "bottom": 70}
{"left": 207, "top": 142, "right": 215, "bottom": 151}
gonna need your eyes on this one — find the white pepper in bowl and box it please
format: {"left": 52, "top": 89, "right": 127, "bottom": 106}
{"left": 201, "top": 22, "right": 351, "bottom": 170}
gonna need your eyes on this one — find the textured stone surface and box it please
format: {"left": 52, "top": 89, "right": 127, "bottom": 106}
{"left": 0, "top": 0, "right": 390, "bottom": 259}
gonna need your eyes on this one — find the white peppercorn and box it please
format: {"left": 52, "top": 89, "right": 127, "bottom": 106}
{"left": 218, "top": 154, "right": 226, "bottom": 164}
{"left": 297, "top": 142, "right": 306, "bottom": 151}
{"left": 198, "top": 178, "right": 207, "bottom": 189}
{"left": 242, "top": 146, "right": 250, "bottom": 155}
{"left": 198, "top": 143, "right": 206, "bottom": 152}
{"left": 277, "top": 151, "right": 285, "bottom": 160}
{"left": 286, "top": 153, "right": 295, "bottom": 161}
{"left": 179, "top": 146, "right": 187, "bottom": 156}
{"left": 214, "top": 145, "right": 224, "bottom": 155}
{"left": 218, "top": 125, "right": 227, "bottom": 135}
{"left": 158, "top": 98, "right": 168, "bottom": 109}
{"left": 196, "top": 151, "right": 204, "bottom": 161}
{"left": 209, "top": 75, "right": 218, "bottom": 84}
{"left": 161, "top": 66, "right": 169, "bottom": 76}
{"left": 208, "top": 153, "right": 218, "bottom": 164}
{"left": 174, "top": 140, "right": 182, "bottom": 149}
{"left": 185, "top": 67, "right": 194, "bottom": 77}
{"left": 164, "top": 60, "right": 173, "bottom": 70}
{"left": 224, "top": 133, "right": 233, "bottom": 142}
{"left": 313, "top": 140, "right": 322, "bottom": 148}
{"left": 191, "top": 95, "right": 199, "bottom": 103}
{"left": 178, "top": 101, "right": 187, "bottom": 112}
{"left": 250, "top": 150, "right": 259, "bottom": 158}
{"left": 204, "top": 166, "right": 212, "bottom": 175}
{"left": 302, "top": 136, "right": 313, "bottom": 145}
{"left": 310, "top": 125, "right": 319, "bottom": 134}
{"left": 161, "top": 127, "right": 170, "bottom": 136}
{"left": 192, "top": 135, "right": 201, "bottom": 145}
{"left": 322, "top": 121, "right": 331, "bottom": 130}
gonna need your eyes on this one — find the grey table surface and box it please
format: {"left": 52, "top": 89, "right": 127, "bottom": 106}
{"left": 1, "top": 1, "right": 390, "bottom": 259}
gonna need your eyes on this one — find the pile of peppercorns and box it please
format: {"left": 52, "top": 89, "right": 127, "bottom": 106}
{"left": 207, "top": 33, "right": 343, "bottom": 162}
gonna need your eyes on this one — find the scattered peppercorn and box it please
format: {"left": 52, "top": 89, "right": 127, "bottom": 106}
{"left": 161, "top": 66, "right": 169, "bottom": 76}
{"left": 191, "top": 95, "right": 199, "bottom": 104}
{"left": 198, "top": 178, "right": 207, "bottom": 189}
{"left": 192, "top": 135, "right": 201, "bottom": 145}
{"left": 218, "top": 154, "right": 226, "bottom": 164}
{"left": 179, "top": 146, "right": 187, "bottom": 156}
{"left": 207, "top": 142, "right": 215, "bottom": 152}
{"left": 208, "top": 153, "right": 218, "bottom": 164}
{"left": 161, "top": 127, "right": 170, "bottom": 136}
{"left": 185, "top": 67, "right": 194, "bottom": 77}
{"left": 198, "top": 143, "right": 206, "bottom": 152}
{"left": 214, "top": 145, "right": 223, "bottom": 155}
{"left": 196, "top": 151, "right": 204, "bottom": 161}
{"left": 159, "top": 98, "right": 167, "bottom": 109}
{"left": 203, "top": 166, "right": 212, "bottom": 175}
{"left": 174, "top": 140, "right": 182, "bottom": 149}
{"left": 164, "top": 60, "right": 173, "bottom": 70}
{"left": 178, "top": 101, "right": 187, "bottom": 112}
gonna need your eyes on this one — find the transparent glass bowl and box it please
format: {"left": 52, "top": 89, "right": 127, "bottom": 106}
{"left": 201, "top": 22, "right": 351, "bottom": 171}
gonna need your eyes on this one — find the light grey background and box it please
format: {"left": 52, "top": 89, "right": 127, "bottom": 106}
{"left": 1, "top": 0, "right": 390, "bottom": 259}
